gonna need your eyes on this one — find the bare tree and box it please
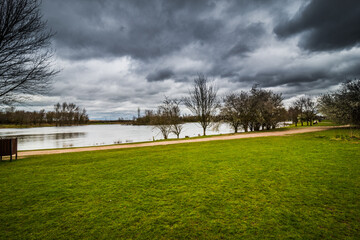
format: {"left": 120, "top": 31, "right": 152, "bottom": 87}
{"left": 221, "top": 93, "right": 242, "bottom": 133}
{"left": 221, "top": 92, "right": 253, "bottom": 133}
{"left": 248, "top": 86, "right": 284, "bottom": 131}
{"left": 152, "top": 97, "right": 184, "bottom": 140}
{"left": 184, "top": 74, "right": 219, "bottom": 136}
{"left": 161, "top": 97, "right": 183, "bottom": 138}
{"left": 150, "top": 108, "right": 172, "bottom": 140}
{"left": 222, "top": 89, "right": 285, "bottom": 133}
{"left": 294, "top": 97, "right": 307, "bottom": 126}
{"left": 288, "top": 105, "right": 300, "bottom": 126}
{"left": 249, "top": 86, "right": 267, "bottom": 131}
{"left": 293, "top": 97, "right": 316, "bottom": 126}
{"left": 303, "top": 97, "right": 316, "bottom": 126}
{"left": 0, "top": 0, "right": 57, "bottom": 104}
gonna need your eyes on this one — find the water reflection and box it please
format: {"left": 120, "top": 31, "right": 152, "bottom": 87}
{"left": 15, "top": 132, "right": 86, "bottom": 141}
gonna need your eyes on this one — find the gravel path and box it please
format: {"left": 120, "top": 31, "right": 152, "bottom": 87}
{"left": 19, "top": 126, "right": 339, "bottom": 157}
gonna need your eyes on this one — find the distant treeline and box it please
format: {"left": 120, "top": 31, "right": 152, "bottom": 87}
{"left": 132, "top": 75, "right": 325, "bottom": 139}
{"left": 91, "top": 119, "right": 134, "bottom": 125}
{"left": 135, "top": 112, "right": 197, "bottom": 125}
{"left": 0, "top": 102, "right": 89, "bottom": 126}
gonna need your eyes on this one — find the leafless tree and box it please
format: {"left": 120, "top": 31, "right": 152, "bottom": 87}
{"left": 150, "top": 108, "right": 172, "bottom": 140}
{"left": 221, "top": 92, "right": 252, "bottom": 133}
{"left": 222, "top": 87, "right": 285, "bottom": 133}
{"left": 294, "top": 97, "right": 307, "bottom": 126}
{"left": 161, "top": 97, "right": 183, "bottom": 138}
{"left": 288, "top": 106, "right": 300, "bottom": 126}
{"left": 293, "top": 97, "right": 316, "bottom": 126}
{"left": 248, "top": 86, "right": 284, "bottom": 131}
{"left": 151, "top": 97, "right": 184, "bottom": 139}
{"left": 303, "top": 97, "right": 317, "bottom": 126}
{"left": 221, "top": 93, "right": 242, "bottom": 133}
{"left": 184, "top": 74, "right": 219, "bottom": 136}
{"left": 0, "top": 0, "right": 57, "bottom": 104}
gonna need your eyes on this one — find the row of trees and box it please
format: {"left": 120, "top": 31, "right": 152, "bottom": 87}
{"left": 141, "top": 75, "right": 360, "bottom": 140}
{"left": 318, "top": 79, "right": 360, "bottom": 126}
{"left": 288, "top": 97, "right": 317, "bottom": 127}
{"left": 221, "top": 86, "right": 286, "bottom": 133}
{"left": 287, "top": 80, "right": 360, "bottom": 128}
{"left": 0, "top": 102, "right": 89, "bottom": 126}
{"left": 143, "top": 75, "right": 291, "bottom": 139}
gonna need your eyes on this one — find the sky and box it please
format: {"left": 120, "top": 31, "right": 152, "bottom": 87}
{"left": 25, "top": 0, "right": 360, "bottom": 119}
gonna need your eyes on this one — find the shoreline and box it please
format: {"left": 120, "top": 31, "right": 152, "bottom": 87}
{"left": 15, "top": 126, "right": 344, "bottom": 158}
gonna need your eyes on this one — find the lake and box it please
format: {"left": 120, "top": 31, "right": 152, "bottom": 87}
{"left": 0, "top": 123, "right": 235, "bottom": 150}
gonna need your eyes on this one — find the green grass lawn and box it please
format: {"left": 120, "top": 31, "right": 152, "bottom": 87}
{"left": 285, "top": 120, "right": 340, "bottom": 128}
{"left": 1, "top": 128, "right": 359, "bottom": 239}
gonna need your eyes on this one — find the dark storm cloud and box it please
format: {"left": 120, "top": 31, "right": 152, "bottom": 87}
{"left": 223, "top": 23, "right": 267, "bottom": 58}
{"left": 43, "top": 0, "right": 224, "bottom": 60}
{"left": 237, "top": 56, "right": 360, "bottom": 91}
{"left": 238, "top": 71, "right": 328, "bottom": 88}
{"left": 274, "top": 0, "right": 360, "bottom": 51}
{"left": 146, "top": 69, "right": 174, "bottom": 82}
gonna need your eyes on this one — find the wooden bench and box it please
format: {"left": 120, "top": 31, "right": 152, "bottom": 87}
{"left": 0, "top": 138, "right": 18, "bottom": 161}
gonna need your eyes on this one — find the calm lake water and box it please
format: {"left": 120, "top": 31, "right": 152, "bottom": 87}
{"left": 0, "top": 123, "right": 234, "bottom": 150}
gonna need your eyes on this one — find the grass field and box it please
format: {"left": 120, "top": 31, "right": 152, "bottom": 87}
{"left": 286, "top": 120, "right": 340, "bottom": 128}
{"left": 1, "top": 128, "right": 359, "bottom": 239}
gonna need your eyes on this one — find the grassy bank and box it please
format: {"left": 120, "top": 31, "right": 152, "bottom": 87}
{"left": 286, "top": 120, "right": 340, "bottom": 128}
{"left": 1, "top": 128, "right": 359, "bottom": 239}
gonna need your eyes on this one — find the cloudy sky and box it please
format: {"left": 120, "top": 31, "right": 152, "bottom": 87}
{"left": 28, "top": 0, "right": 360, "bottom": 119}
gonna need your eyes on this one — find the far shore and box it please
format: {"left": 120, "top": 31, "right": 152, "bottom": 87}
{"left": 0, "top": 121, "right": 133, "bottom": 129}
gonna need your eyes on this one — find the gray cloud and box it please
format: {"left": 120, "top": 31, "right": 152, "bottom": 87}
{"left": 43, "top": 0, "right": 224, "bottom": 60}
{"left": 274, "top": 0, "right": 360, "bottom": 51}
{"left": 146, "top": 69, "right": 174, "bottom": 82}
{"left": 223, "top": 23, "right": 267, "bottom": 58}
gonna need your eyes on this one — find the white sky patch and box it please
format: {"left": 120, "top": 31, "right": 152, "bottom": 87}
{"left": 282, "top": 95, "right": 301, "bottom": 108}
{"left": 241, "top": 37, "right": 301, "bottom": 76}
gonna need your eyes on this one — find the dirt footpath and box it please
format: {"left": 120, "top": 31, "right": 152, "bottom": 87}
{"left": 19, "top": 126, "right": 339, "bottom": 157}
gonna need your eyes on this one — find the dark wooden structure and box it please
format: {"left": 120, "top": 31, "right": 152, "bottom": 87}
{"left": 0, "top": 138, "right": 18, "bottom": 161}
